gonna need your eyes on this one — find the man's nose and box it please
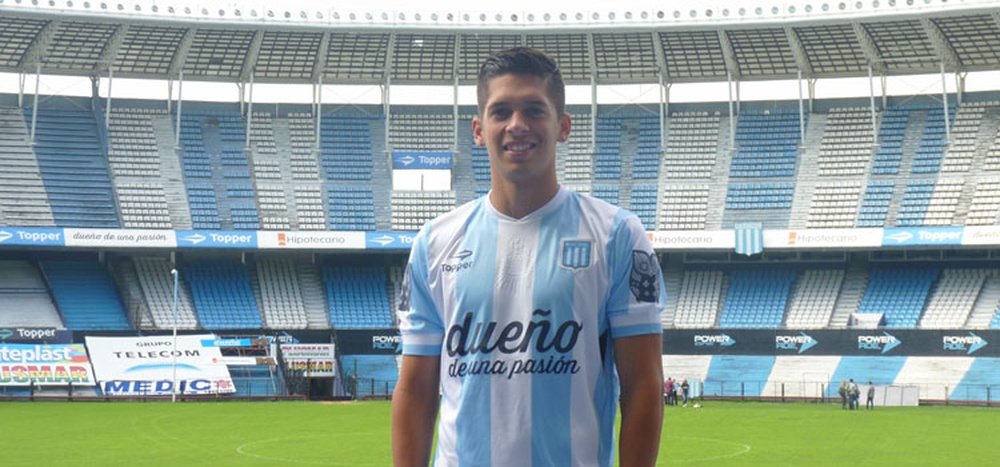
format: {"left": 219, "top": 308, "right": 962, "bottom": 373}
{"left": 507, "top": 111, "right": 529, "bottom": 133}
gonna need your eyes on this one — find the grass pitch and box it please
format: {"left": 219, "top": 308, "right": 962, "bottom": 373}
{"left": 1, "top": 400, "right": 996, "bottom": 466}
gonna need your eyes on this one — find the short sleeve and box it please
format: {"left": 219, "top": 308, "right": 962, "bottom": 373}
{"left": 397, "top": 225, "right": 445, "bottom": 355}
{"left": 604, "top": 213, "right": 665, "bottom": 339}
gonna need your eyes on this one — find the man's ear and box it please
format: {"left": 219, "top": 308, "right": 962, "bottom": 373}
{"left": 472, "top": 116, "right": 485, "bottom": 146}
{"left": 557, "top": 112, "right": 571, "bottom": 143}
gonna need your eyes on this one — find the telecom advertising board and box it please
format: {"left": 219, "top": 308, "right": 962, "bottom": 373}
{"left": 85, "top": 335, "right": 235, "bottom": 396}
{"left": 0, "top": 343, "right": 96, "bottom": 386}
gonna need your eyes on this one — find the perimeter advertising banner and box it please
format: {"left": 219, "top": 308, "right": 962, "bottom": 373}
{"left": 0, "top": 343, "right": 96, "bottom": 386}
{"left": 280, "top": 344, "right": 337, "bottom": 377}
{"left": 336, "top": 329, "right": 402, "bottom": 355}
{"left": 85, "top": 335, "right": 235, "bottom": 396}
{"left": 662, "top": 329, "right": 999, "bottom": 357}
{"left": 0, "top": 327, "right": 73, "bottom": 344}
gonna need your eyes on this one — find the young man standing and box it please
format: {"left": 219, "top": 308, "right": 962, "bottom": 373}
{"left": 392, "top": 47, "right": 665, "bottom": 467}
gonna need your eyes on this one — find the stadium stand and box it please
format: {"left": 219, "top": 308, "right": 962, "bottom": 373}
{"left": 131, "top": 256, "right": 199, "bottom": 330}
{"left": 185, "top": 259, "right": 263, "bottom": 329}
{"left": 0, "top": 107, "right": 53, "bottom": 226}
{"left": 857, "top": 267, "right": 940, "bottom": 328}
{"left": 27, "top": 107, "right": 119, "bottom": 228}
{"left": 254, "top": 258, "right": 309, "bottom": 329}
{"left": 672, "top": 270, "right": 725, "bottom": 328}
{"left": 321, "top": 264, "right": 393, "bottom": 329}
{"left": 0, "top": 260, "right": 63, "bottom": 328}
{"left": 391, "top": 191, "right": 455, "bottom": 231}
{"left": 718, "top": 269, "right": 796, "bottom": 328}
{"left": 784, "top": 270, "right": 844, "bottom": 329}
{"left": 38, "top": 260, "right": 130, "bottom": 330}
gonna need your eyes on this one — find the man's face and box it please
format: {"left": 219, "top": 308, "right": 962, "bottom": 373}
{"left": 473, "top": 73, "right": 570, "bottom": 185}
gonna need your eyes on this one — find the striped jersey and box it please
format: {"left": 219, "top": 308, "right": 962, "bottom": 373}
{"left": 398, "top": 187, "right": 664, "bottom": 467}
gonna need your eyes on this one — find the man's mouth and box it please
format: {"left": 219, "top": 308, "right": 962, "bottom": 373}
{"left": 503, "top": 142, "right": 535, "bottom": 151}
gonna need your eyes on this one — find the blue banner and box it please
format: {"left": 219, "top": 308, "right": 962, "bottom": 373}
{"left": 176, "top": 230, "right": 257, "bottom": 248}
{"left": 365, "top": 231, "right": 417, "bottom": 250}
{"left": 392, "top": 151, "right": 453, "bottom": 170}
{"left": 882, "top": 227, "right": 963, "bottom": 247}
{"left": 0, "top": 227, "right": 65, "bottom": 247}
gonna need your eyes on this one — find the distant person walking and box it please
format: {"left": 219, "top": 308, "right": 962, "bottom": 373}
{"left": 866, "top": 381, "right": 875, "bottom": 410}
{"left": 664, "top": 377, "right": 675, "bottom": 406}
{"left": 839, "top": 380, "right": 849, "bottom": 410}
{"left": 681, "top": 379, "right": 690, "bottom": 407}
{"left": 849, "top": 379, "right": 860, "bottom": 410}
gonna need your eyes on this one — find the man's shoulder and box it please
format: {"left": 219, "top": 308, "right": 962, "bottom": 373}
{"left": 570, "top": 190, "right": 640, "bottom": 223}
{"left": 412, "top": 196, "right": 484, "bottom": 245}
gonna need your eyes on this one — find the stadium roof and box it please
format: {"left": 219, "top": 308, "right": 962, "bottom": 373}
{"left": 1, "top": 3, "right": 999, "bottom": 85}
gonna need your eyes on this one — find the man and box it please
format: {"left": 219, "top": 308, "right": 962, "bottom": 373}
{"left": 664, "top": 377, "right": 675, "bottom": 406}
{"left": 392, "top": 47, "right": 665, "bottom": 467}
{"left": 849, "top": 379, "right": 860, "bottom": 410}
{"left": 866, "top": 381, "right": 875, "bottom": 410}
{"left": 838, "top": 380, "right": 848, "bottom": 410}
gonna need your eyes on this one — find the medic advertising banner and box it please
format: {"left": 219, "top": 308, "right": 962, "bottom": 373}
{"left": 0, "top": 343, "right": 96, "bottom": 386}
{"left": 85, "top": 335, "right": 235, "bottom": 396}
{"left": 280, "top": 343, "right": 337, "bottom": 377}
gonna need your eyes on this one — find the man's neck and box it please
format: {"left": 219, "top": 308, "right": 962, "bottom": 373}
{"left": 489, "top": 178, "right": 560, "bottom": 219}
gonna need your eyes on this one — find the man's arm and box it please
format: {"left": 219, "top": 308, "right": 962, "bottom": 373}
{"left": 615, "top": 333, "right": 664, "bottom": 467}
{"left": 392, "top": 355, "right": 441, "bottom": 467}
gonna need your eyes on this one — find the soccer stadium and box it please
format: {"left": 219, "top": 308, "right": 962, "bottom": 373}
{"left": 1, "top": 0, "right": 1000, "bottom": 464}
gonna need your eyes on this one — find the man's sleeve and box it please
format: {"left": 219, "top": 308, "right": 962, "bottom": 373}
{"left": 397, "top": 226, "right": 445, "bottom": 356}
{"left": 605, "top": 213, "right": 665, "bottom": 339}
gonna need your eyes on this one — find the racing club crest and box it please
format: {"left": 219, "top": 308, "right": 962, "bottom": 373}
{"left": 630, "top": 250, "right": 660, "bottom": 303}
{"left": 560, "top": 239, "right": 593, "bottom": 272}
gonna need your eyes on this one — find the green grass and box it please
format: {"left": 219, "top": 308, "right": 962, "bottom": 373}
{"left": 0, "top": 400, "right": 996, "bottom": 466}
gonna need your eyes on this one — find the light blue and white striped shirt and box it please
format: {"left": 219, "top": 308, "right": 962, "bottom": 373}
{"left": 399, "top": 187, "right": 664, "bottom": 467}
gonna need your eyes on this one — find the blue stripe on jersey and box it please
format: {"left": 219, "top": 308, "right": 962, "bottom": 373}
{"left": 530, "top": 192, "right": 582, "bottom": 466}
{"left": 454, "top": 201, "right": 497, "bottom": 465}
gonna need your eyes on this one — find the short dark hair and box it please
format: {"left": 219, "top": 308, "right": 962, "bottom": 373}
{"left": 476, "top": 47, "right": 565, "bottom": 116}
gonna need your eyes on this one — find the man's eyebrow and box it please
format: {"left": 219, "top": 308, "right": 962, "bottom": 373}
{"left": 486, "top": 99, "right": 548, "bottom": 110}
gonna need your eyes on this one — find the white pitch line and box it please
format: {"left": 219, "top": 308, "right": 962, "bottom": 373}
{"left": 235, "top": 433, "right": 386, "bottom": 466}
{"left": 660, "top": 435, "right": 753, "bottom": 465}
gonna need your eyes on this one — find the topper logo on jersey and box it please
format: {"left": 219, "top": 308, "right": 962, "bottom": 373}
{"left": 445, "top": 309, "right": 582, "bottom": 380}
{"left": 858, "top": 332, "right": 901, "bottom": 354}
{"left": 560, "top": 239, "right": 592, "bottom": 271}
{"left": 441, "top": 250, "right": 474, "bottom": 273}
{"left": 943, "top": 333, "right": 988, "bottom": 355}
